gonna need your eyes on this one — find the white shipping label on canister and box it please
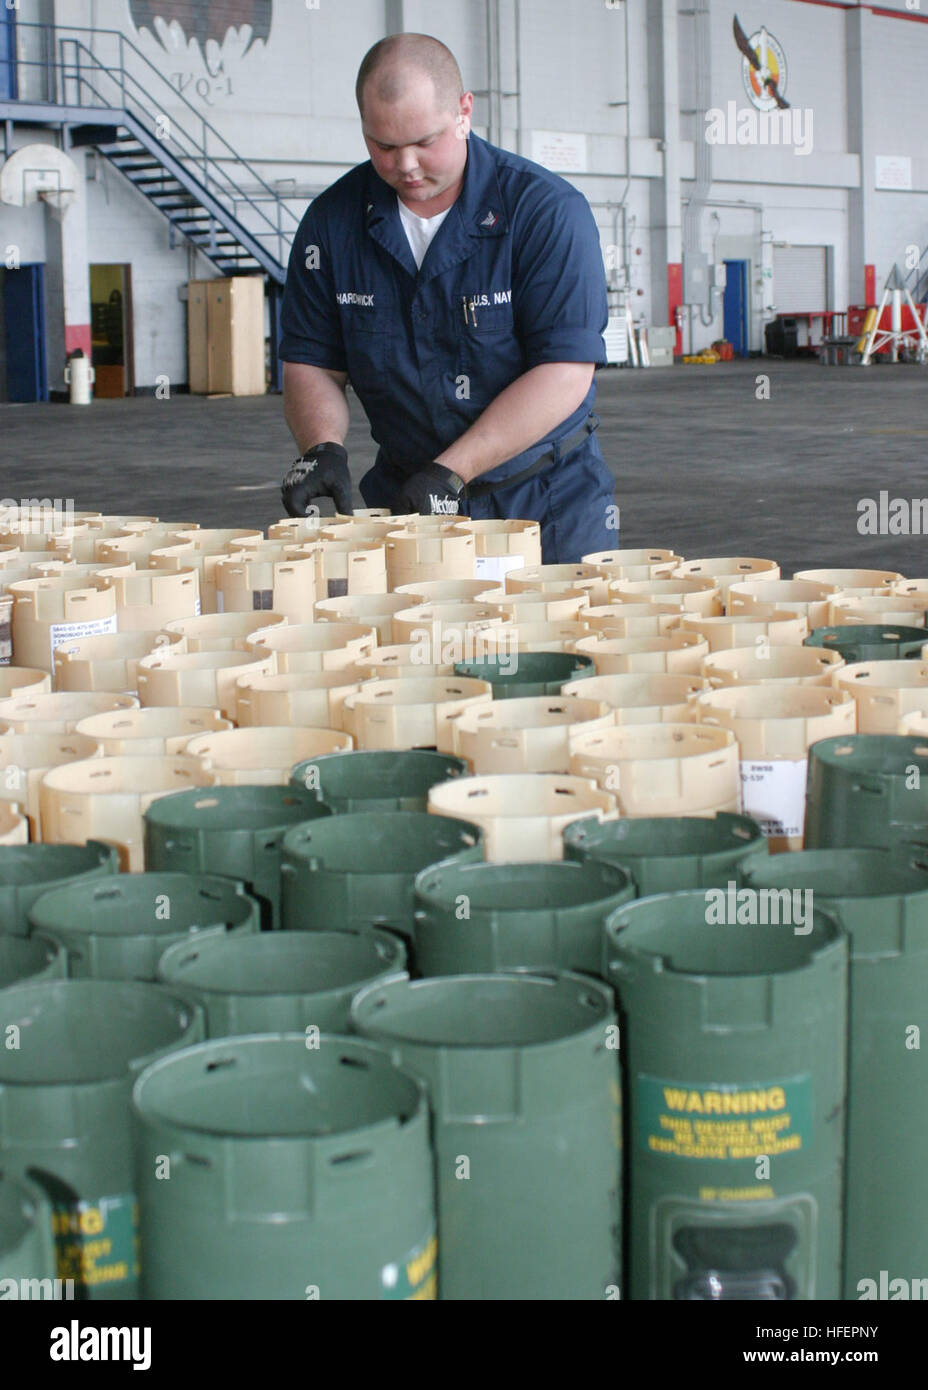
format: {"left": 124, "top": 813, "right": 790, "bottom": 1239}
{"left": 740, "top": 759, "right": 808, "bottom": 840}
{"left": 49, "top": 614, "right": 118, "bottom": 664}
{"left": 474, "top": 554, "right": 526, "bottom": 583}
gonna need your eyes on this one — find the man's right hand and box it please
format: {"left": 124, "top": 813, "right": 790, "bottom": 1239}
{"left": 281, "top": 441, "right": 353, "bottom": 517}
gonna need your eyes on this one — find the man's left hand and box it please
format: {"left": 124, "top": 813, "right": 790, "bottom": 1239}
{"left": 394, "top": 463, "right": 468, "bottom": 517}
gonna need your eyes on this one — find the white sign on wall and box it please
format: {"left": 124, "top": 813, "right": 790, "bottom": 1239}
{"left": 875, "top": 156, "right": 913, "bottom": 190}
{"left": 530, "top": 131, "right": 588, "bottom": 173}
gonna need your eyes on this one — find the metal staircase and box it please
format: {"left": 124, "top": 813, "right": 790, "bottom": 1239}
{"left": 0, "top": 21, "right": 300, "bottom": 284}
{"left": 70, "top": 115, "right": 282, "bottom": 280}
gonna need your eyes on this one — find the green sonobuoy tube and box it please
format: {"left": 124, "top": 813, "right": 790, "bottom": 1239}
{"left": 157, "top": 927, "right": 407, "bottom": 1035}
{"left": 605, "top": 891, "right": 847, "bottom": 1301}
{"left": 805, "top": 624, "right": 926, "bottom": 663}
{"left": 26, "top": 872, "right": 260, "bottom": 980}
{"left": 144, "top": 784, "right": 332, "bottom": 930}
{"left": 0, "top": 933, "right": 65, "bottom": 989}
{"left": 0, "top": 978, "right": 203, "bottom": 1299}
{"left": 804, "top": 735, "right": 928, "bottom": 853}
{"left": 291, "top": 748, "right": 469, "bottom": 813}
{"left": 352, "top": 971, "right": 621, "bottom": 1300}
{"left": 0, "top": 841, "right": 119, "bottom": 937}
{"left": 131, "top": 1034, "right": 436, "bottom": 1300}
{"left": 0, "top": 1172, "right": 57, "bottom": 1286}
{"left": 279, "top": 811, "right": 483, "bottom": 952}
{"left": 564, "top": 812, "right": 767, "bottom": 896}
{"left": 453, "top": 651, "right": 596, "bottom": 698}
{"left": 741, "top": 848, "right": 928, "bottom": 1298}
{"left": 413, "top": 857, "right": 634, "bottom": 977}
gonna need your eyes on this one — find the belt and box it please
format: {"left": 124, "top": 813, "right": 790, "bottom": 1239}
{"left": 464, "top": 413, "right": 600, "bottom": 500}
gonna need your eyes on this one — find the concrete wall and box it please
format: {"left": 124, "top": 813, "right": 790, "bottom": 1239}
{"left": 0, "top": 0, "right": 921, "bottom": 373}
{"left": 82, "top": 155, "right": 213, "bottom": 388}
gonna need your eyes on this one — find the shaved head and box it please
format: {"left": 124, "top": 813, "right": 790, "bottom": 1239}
{"left": 356, "top": 33, "right": 464, "bottom": 118}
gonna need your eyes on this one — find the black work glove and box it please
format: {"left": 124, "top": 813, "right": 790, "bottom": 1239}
{"left": 394, "top": 462, "right": 467, "bottom": 517}
{"left": 281, "top": 441, "right": 353, "bottom": 517}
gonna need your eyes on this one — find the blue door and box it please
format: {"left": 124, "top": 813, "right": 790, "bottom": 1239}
{"left": 0, "top": 5, "right": 16, "bottom": 100}
{"left": 723, "top": 259, "right": 749, "bottom": 356}
{"left": 4, "top": 264, "right": 48, "bottom": 403}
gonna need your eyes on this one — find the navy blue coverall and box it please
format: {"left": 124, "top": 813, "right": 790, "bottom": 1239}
{"left": 279, "top": 132, "right": 617, "bottom": 563}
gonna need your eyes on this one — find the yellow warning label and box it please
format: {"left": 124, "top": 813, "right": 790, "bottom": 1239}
{"left": 382, "top": 1231, "right": 438, "bottom": 1300}
{"left": 638, "top": 1076, "right": 811, "bottom": 1162}
{"left": 51, "top": 1196, "right": 138, "bottom": 1290}
{"left": 699, "top": 1186, "right": 776, "bottom": 1202}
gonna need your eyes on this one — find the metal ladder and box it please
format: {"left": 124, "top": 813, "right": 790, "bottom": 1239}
{"left": 1, "top": 22, "right": 301, "bottom": 284}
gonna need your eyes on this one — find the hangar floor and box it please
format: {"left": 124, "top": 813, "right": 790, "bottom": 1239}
{"left": 1, "top": 358, "right": 925, "bottom": 577}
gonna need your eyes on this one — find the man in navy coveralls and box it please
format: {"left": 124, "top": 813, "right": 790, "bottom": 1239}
{"left": 279, "top": 32, "right": 616, "bottom": 563}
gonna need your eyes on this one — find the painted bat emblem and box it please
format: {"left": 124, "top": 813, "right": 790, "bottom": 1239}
{"left": 128, "top": 1, "right": 272, "bottom": 54}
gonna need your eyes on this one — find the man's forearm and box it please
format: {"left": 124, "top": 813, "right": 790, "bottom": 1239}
{"left": 283, "top": 361, "right": 351, "bottom": 454}
{"left": 435, "top": 362, "right": 596, "bottom": 484}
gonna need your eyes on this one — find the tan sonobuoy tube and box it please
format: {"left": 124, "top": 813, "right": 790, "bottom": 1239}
{"left": 794, "top": 567, "right": 902, "bottom": 595}
{"left": 345, "top": 676, "right": 493, "bottom": 752}
{"left": 581, "top": 602, "right": 683, "bottom": 639}
{"left": 154, "top": 528, "right": 263, "bottom": 614}
{"left": 451, "top": 696, "right": 615, "bottom": 774}
{"left": 506, "top": 564, "right": 614, "bottom": 606}
{"left": 394, "top": 578, "right": 505, "bottom": 604}
{"left": 702, "top": 645, "right": 845, "bottom": 688}
{"left": 832, "top": 660, "right": 928, "bottom": 734}
{"left": 75, "top": 707, "right": 232, "bottom": 757}
{"left": 53, "top": 630, "right": 185, "bottom": 694}
{"left": 428, "top": 772, "right": 617, "bottom": 861}
{"left": 162, "top": 611, "right": 288, "bottom": 653}
{"left": 828, "top": 594, "right": 927, "bottom": 628}
{"left": 477, "top": 620, "right": 590, "bottom": 654}
{"left": 352, "top": 644, "right": 456, "bottom": 679}
{"left": 8, "top": 575, "right": 118, "bottom": 674}
{"left": 385, "top": 524, "right": 476, "bottom": 589}
{"left": 0, "top": 803, "right": 28, "bottom": 845}
{"left": 608, "top": 576, "right": 723, "bottom": 618}
{"left": 213, "top": 549, "right": 321, "bottom": 625}
{"left": 582, "top": 548, "right": 682, "bottom": 581}
{"left": 0, "top": 691, "right": 138, "bottom": 735}
{"left": 694, "top": 684, "right": 856, "bottom": 851}
{"left": 183, "top": 726, "right": 353, "bottom": 787}
{"left": 235, "top": 671, "right": 361, "bottom": 732}
{"left": 136, "top": 649, "right": 275, "bottom": 720}
{"left": 481, "top": 590, "right": 591, "bottom": 624}
{"left": 313, "top": 593, "right": 414, "bottom": 646}
{"left": 680, "top": 610, "right": 808, "bottom": 651}
{"left": 92, "top": 566, "right": 200, "bottom": 632}
{"left": 561, "top": 672, "right": 708, "bottom": 724}
{"left": 569, "top": 722, "right": 741, "bottom": 817}
{"left": 454, "top": 518, "right": 542, "bottom": 581}
{"left": 0, "top": 667, "right": 51, "bottom": 699}
{"left": 246, "top": 620, "right": 377, "bottom": 672}
{"left": 573, "top": 630, "right": 709, "bottom": 676}
{"left": 40, "top": 755, "right": 216, "bottom": 870}
{"left": 728, "top": 578, "right": 841, "bottom": 629}
{"left": 0, "top": 731, "right": 102, "bottom": 839}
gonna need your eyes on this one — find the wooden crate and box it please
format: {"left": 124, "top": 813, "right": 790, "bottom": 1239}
{"left": 187, "top": 277, "right": 265, "bottom": 396}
